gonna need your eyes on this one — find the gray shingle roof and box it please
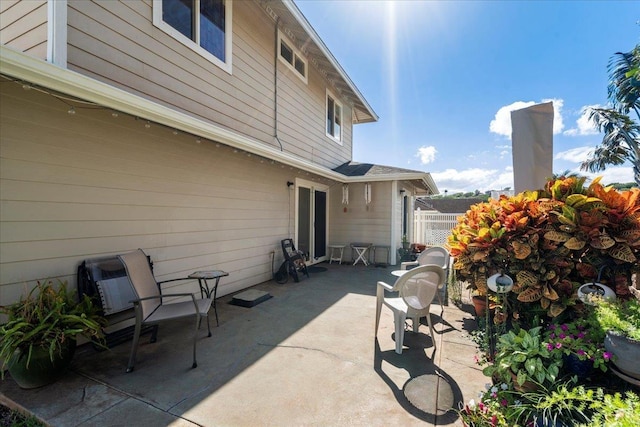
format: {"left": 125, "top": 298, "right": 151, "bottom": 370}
{"left": 333, "top": 161, "right": 426, "bottom": 177}
{"left": 415, "top": 198, "right": 485, "bottom": 213}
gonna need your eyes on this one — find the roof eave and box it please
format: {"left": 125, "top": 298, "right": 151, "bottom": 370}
{"left": 345, "top": 172, "right": 439, "bottom": 195}
{"left": 0, "top": 46, "right": 353, "bottom": 182}
{"left": 281, "top": 0, "right": 378, "bottom": 123}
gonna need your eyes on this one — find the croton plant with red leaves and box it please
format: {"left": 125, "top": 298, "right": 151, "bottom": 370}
{"left": 448, "top": 176, "right": 640, "bottom": 318}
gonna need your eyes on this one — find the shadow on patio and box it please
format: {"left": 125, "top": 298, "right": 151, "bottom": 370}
{"left": 0, "top": 263, "right": 486, "bottom": 426}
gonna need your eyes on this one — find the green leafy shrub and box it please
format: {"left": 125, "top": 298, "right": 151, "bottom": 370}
{"left": 594, "top": 297, "right": 640, "bottom": 341}
{"left": 1, "top": 280, "right": 106, "bottom": 374}
{"left": 586, "top": 391, "right": 640, "bottom": 427}
{"left": 483, "top": 325, "right": 562, "bottom": 388}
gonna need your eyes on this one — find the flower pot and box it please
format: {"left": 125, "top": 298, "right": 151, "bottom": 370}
{"left": 605, "top": 331, "right": 640, "bottom": 380}
{"left": 563, "top": 353, "right": 593, "bottom": 379}
{"left": 8, "top": 339, "right": 76, "bottom": 389}
{"left": 472, "top": 295, "right": 487, "bottom": 317}
{"left": 510, "top": 370, "right": 539, "bottom": 392}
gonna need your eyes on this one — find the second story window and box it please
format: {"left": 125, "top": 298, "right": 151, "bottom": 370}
{"left": 326, "top": 92, "right": 342, "bottom": 143}
{"left": 154, "top": 0, "right": 232, "bottom": 73}
{"left": 278, "top": 31, "right": 307, "bottom": 83}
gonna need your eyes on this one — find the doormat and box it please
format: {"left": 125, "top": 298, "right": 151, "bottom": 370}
{"left": 230, "top": 289, "right": 272, "bottom": 307}
{"left": 307, "top": 266, "right": 327, "bottom": 273}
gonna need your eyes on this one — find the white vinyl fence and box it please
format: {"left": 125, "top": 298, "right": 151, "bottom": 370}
{"left": 413, "top": 211, "right": 462, "bottom": 246}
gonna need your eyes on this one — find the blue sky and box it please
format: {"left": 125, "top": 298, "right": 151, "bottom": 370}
{"left": 295, "top": 0, "right": 639, "bottom": 193}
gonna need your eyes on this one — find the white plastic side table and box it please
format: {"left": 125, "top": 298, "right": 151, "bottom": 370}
{"left": 350, "top": 243, "right": 372, "bottom": 266}
{"left": 328, "top": 245, "right": 345, "bottom": 264}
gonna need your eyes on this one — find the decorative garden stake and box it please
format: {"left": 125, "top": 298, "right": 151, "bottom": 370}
{"left": 487, "top": 273, "right": 514, "bottom": 294}
{"left": 578, "top": 266, "right": 616, "bottom": 304}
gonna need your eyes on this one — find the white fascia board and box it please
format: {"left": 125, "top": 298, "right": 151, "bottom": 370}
{"left": 281, "top": 0, "right": 378, "bottom": 122}
{"left": 0, "top": 45, "right": 348, "bottom": 181}
{"left": 344, "top": 173, "right": 439, "bottom": 195}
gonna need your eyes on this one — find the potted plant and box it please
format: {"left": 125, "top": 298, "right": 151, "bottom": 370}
{"left": 0, "top": 280, "right": 105, "bottom": 389}
{"left": 593, "top": 296, "right": 640, "bottom": 381}
{"left": 544, "top": 317, "right": 610, "bottom": 378}
{"left": 482, "top": 325, "right": 563, "bottom": 391}
{"left": 401, "top": 234, "right": 410, "bottom": 250}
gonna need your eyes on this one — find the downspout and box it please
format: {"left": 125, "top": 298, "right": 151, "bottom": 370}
{"left": 47, "top": 0, "right": 67, "bottom": 67}
{"left": 274, "top": 18, "right": 284, "bottom": 151}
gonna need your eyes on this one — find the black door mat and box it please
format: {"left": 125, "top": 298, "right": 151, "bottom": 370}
{"left": 230, "top": 289, "right": 272, "bottom": 307}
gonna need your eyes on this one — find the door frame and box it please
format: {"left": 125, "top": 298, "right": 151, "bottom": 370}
{"left": 294, "top": 178, "right": 329, "bottom": 264}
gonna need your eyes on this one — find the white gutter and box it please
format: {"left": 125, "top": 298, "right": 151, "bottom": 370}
{"left": 0, "top": 45, "right": 348, "bottom": 180}
{"left": 345, "top": 173, "right": 438, "bottom": 194}
{"left": 0, "top": 46, "right": 436, "bottom": 192}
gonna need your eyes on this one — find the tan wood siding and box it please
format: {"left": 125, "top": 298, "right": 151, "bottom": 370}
{"left": 275, "top": 62, "right": 353, "bottom": 168}
{"left": 0, "top": 0, "right": 47, "bottom": 59}
{"left": 65, "top": 0, "right": 353, "bottom": 169}
{"left": 66, "top": 1, "right": 276, "bottom": 146}
{"left": 328, "top": 181, "right": 392, "bottom": 261}
{"left": 0, "top": 79, "right": 299, "bottom": 306}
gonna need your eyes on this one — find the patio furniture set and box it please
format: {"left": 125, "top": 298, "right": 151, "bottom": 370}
{"left": 76, "top": 242, "right": 450, "bottom": 371}
{"left": 327, "top": 243, "right": 392, "bottom": 266}
{"left": 78, "top": 249, "right": 229, "bottom": 372}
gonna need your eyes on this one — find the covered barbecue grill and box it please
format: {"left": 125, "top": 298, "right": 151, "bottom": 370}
{"left": 77, "top": 254, "right": 157, "bottom": 347}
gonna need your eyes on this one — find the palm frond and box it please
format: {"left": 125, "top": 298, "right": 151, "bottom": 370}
{"left": 608, "top": 45, "right": 640, "bottom": 120}
{"left": 581, "top": 107, "right": 640, "bottom": 185}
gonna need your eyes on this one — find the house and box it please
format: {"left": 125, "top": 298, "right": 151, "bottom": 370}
{"left": 415, "top": 198, "right": 485, "bottom": 214}
{"left": 0, "top": 0, "right": 437, "bottom": 306}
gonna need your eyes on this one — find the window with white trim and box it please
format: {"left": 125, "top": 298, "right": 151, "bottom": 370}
{"left": 326, "top": 91, "right": 342, "bottom": 142}
{"left": 153, "top": 0, "right": 232, "bottom": 73}
{"left": 278, "top": 31, "right": 307, "bottom": 83}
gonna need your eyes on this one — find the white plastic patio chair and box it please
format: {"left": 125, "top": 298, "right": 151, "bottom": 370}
{"left": 400, "top": 246, "right": 450, "bottom": 312}
{"left": 118, "top": 249, "right": 212, "bottom": 373}
{"left": 375, "top": 264, "right": 446, "bottom": 354}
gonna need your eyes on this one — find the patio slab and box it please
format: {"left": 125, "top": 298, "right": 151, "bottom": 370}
{"left": 1, "top": 263, "right": 486, "bottom": 426}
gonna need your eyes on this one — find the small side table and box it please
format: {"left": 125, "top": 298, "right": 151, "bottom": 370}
{"left": 371, "top": 245, "right": 391, "bottom": 266}
{"left": 188, "top": 270, "right": 229, "bottom": 326}
{"left": 327, "top": 244, "right": 345, "bottom": 264}
{"left": 350, "top": 243, "right": 372, "bottom": 266}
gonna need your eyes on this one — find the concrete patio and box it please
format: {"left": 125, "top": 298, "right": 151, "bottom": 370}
{"left": 1, "top": 263, "right": 486, "bottom": 426}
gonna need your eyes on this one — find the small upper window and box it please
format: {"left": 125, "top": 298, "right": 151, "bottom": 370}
{"left": 278, "top": 31, "right": 307, "bottom": 83}
{"left": 326, "top": 92, "right": 342, "bottom": 143}
{"left": 154, "top": 0, "right": 232, "bottom": 73}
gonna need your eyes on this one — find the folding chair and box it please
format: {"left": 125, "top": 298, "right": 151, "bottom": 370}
{"left": 118, "top": 249, "right": 212, "bottom": 372}
{"left": 280, "top": 239, "right": 309, "bottom": 282}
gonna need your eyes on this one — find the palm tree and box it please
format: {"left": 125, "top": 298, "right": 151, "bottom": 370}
{"left": 581, "top": 44, "right": 640, "bottom": 186}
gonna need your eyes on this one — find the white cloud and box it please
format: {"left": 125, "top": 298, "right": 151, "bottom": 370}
{"left": 564, "top": 105, "right": 600, "bottom": 136}
{"left": 543, "top": 98, "right": 565, "bottom": 135}
{"left": 582, "top": 166, "right": 635, "bottom": 185}
{"left": 553, "top": 166, "right": 635, "bottom": 185}
{"left": 431, "top": 167, "right": 514, "bottom": 194}
{"left": 554, "top": 146, "right": 594, "bottom": 163}
{"left": 416, "top": 146, "right": 437, "bottom": 164}
{"left": 489, "top": 99, "right": 565, "bottom": 137}
{"left": 431, "top": 164, "right": 634, "bottom": 195}
{"left": 490, "top": 101, "right": 534, "bottom": 136}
